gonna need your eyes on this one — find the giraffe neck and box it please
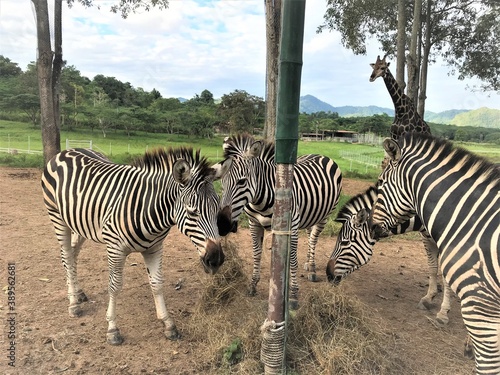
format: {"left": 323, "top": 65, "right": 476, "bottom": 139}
{"left": 382, "top": 69, "right": 406, "bottom": 115}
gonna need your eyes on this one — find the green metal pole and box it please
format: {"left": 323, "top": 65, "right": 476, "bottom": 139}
{"left": 274, "top": 0, "right": 305, "bottom": 164}
{"left": 261, "top": 1, "right": 306, "bottom": 374}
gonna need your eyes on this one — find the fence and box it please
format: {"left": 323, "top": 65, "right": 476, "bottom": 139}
{"left": 356, "top": 133, "right": 384, "bottom": 146}
{"left": 66, "top": 139, "right": 92, "bottom": 150}
{"left": 339, "top": 150, "right": 382, "bottom": 172}
{"left": 0, "top": 135, "right": 42, "bottom": 155}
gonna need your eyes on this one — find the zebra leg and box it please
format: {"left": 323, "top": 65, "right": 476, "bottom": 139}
{"left": 463, "top": 317, "right": 500, "bottom": 373}
{"left": 141, "top": 246, "right": 179, "bottom": 340}
{"left": 436, "top": 277, "right": 452, "bottom": 326}
{"left": 289, "top": 230, "right": 300, "bottom": 310}
{"left": 248, "top": 222, "right": 265, "bottom": 296}
{"left": 105, "top": 248, "right": 127, "bottom": 345}
{"left": 70, "top": 232, "right": 88, "bottom": 303}
{"left": 463, "top": 335, "right": 474, "bottom": 360}
{"left": 303, "top": 220, "right": 326, "bottom": 282}
{"left": 56, "top": 225, "right": 85, "bottom": 317}
{"left": 417, "top": 233, "right": 439, "bottom": 310}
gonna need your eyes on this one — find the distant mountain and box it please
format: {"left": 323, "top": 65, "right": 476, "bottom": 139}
{"left": 450, "top": 107, "right": 500, "bottom": 128}
{"left": 299, "top": 94, "right": 500, "bottom": 129}
{"left": 424, "top": 109, "right": 469, "bottom": 124}
{"left": 299, "top": 95, "right": 337, "bottom": 113}
{"left": 177, "top": 97, "right": 188, "bottom": 103}
{"left": 299, "top": 95, "right": 394, "bottom": 117}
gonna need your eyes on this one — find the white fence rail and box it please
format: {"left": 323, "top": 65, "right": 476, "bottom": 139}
{"left": 66, "top": 139, "right": 92, "bottom": 150}
{"left": 0, "top": 147, "right": 42, "bottom": 155}
{"left": 0, "top": 135, "right": 43, "bottom": 155}
{"left": 340, "top": 150, "right": 381, "bottom": 172}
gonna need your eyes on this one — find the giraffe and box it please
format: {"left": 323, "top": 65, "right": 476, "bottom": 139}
{"left": 369, "top": 55, "right": 431, "bottom": 141}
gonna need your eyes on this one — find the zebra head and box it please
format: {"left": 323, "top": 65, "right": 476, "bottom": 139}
{"left": 213, "top": 137, "right": 264, "bottom": 236}
{"left": 369, "top": 54, "right": 390, "bottom": 82}
{"left": 371, "top": 137, "right": 416, "bottom": 238}
{"left": 173, "top": 156, "right": 225, "bottom": 275}
{"left": 326, "top": 186, "right": 378, "bottom": 284}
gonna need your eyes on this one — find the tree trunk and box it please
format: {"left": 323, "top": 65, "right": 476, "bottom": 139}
{"left": 395, "top": 0, "right": 406, "bottom": 89}
{"left": 52, "top": 0, "right": 63, "bottom": 136}
{"left": 417, "top": 0, "right": 432, "bottom": 117}
{"left": 407, "top": 0, "right": 422, "bottom": 104}
{"left": 263, "top": 0, "right": 281, "bottom": 140}
{"left": 32, "top": 0, "right": 60, "bottom": 164}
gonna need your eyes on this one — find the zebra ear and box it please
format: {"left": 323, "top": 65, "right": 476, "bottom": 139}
{"left": 383, "top": 138, "right": 401, "bottom": 161}
{"left": 246, "top": 141, "right": 262, "bottom": 158}
{"left": 212, "top": 158, "right": 233, "bottom": 181}
{"left": 354, "top": 209, "right": 370, "bottom": 226}
{"left": 173, "top": 159, "right": 192, "bottom": 186}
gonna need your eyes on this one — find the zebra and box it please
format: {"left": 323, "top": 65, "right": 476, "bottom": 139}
{"left": 41, "top": 147, "right": 225, "bottom": 345}
{"left": 214, "top": 134, "right": 342, "bottom": 308}
{"left": 370, "top": 133, "right": 500, "bottom": 374}
{"left": 326, "top": 185, "right": 454, "bottom": 325}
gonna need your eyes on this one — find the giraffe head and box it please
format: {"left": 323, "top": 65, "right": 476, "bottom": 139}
{"left": 369, "top": 55, "right": 390, "bottom": 82}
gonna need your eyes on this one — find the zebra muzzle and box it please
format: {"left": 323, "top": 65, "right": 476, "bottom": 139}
{"left": 201, "top": 239, "right": 225, "bottom": 274}
{"left": 371, "top": 224, "right": 389, "bottom": 240}
{"left": 326, "top": 258, "right": 343, "bottom": 285}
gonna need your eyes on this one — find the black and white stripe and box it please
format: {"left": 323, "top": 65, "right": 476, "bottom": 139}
{"left": 41, "top": 147, "right": 224, "bottom": 345}
{"left": 371, "top": 133, "right": 500, "bottom": 374}
{"left": 214, "top": 134, "right": 342, "bottom": 307}
{"left": 326, "top": 185, "right": 453, "bottom": 324}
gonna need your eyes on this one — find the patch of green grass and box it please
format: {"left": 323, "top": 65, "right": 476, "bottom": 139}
{"left": 0, "top": 152, "right": 44, "bottom": 168}
{"left": 455, "top": 141, "right": 500, "bottom": 163}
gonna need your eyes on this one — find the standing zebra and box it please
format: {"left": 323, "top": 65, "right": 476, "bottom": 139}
{"left": 371, "top": 133, "right": 500, "bottom": 374}
{"left": 41, "top": 147, "right": 225, "bottom": 345}
{"left": 326, "top": 185, "right": 453, "bottom": 325}
{"left": 214, "top": 134, "right": 342, "bottom": 308}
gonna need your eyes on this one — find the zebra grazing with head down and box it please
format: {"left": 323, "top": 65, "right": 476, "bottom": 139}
{"left": 371, "top": 133, "right": 500, "bottom": 374}
{"left": 41, "top": 147, "right": 224, "bottom": 345}
{"left": 214, "top": 134, "right": 342, "bottom": 308}
{"left": 326, "top": 185, "right": 454, "bottom": 325}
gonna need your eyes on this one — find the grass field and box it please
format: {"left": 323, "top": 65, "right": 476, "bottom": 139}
{"left": 1, "top": 119, "right": 498, "bottom": 174}
{"left": 0, "top": 120, "right": 387, "bottom": 178}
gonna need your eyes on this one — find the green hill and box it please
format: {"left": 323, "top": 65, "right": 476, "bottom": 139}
{"left": 299, "top": 95, "right": 394, "bottom": 116}
{"left": 299, "top": 95, "right": 500, "bottom": 128}
{"left": 450, "top": 107, "right": 500, "bottom": 128}
{"left": 425, "top": 109, "right": 469, "bottom": 124}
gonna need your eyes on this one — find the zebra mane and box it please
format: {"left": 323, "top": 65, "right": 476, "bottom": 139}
{"left": 132, "top": 147, "right": 213, "bottom": 177}
{"left": 336, "top": 185, "right": 378, "bottom": 222}
{"left": 223, "top": 133, "right": 275, "bottom": 162}
{"left": 402, "top": 133, "right": 499, "bottom": 179}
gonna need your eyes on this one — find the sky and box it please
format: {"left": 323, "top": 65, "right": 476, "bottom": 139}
{"left": 1, "top": 0, "right": 498, "bottom": 113}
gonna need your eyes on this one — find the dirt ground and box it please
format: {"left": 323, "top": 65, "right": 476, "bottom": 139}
{"left": 0, "top": 167, "right": 474, "bottom": 374}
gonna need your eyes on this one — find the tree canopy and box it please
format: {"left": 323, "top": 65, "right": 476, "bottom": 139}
{"left": 318, "top": 0, "right": 499, "bottom": 92}
{"left": 2, "top": 55, "right": 498, "bottom": 144}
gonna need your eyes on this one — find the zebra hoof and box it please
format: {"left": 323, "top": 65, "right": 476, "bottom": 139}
{"left": 68, "top": 304, "right": 83, "bottom": 318}
{"left": 463, "top": 342, "right": 474, "bottom": 360}
{"left": 417, "top": 299, "right": 431, "bottom": 311}
{"left": 307, "top": 273, "right": 318, "bottom": 282}
{"left": 435, "top": 314, "right": 449, "bottom": 326}
{"left": 289, "top": 299, "right": 299, "bottom": 311}
{"left": 165, "top": 327, "right": 180, "bottom": 340}
{"left": 247, "top": 286, "right": 257, "bottom": 297}
{"left": 107, "top": 329, "right": 124, "bottom": 345}
{"left": 76, "top": 291, "right": 88, "bottom": 303}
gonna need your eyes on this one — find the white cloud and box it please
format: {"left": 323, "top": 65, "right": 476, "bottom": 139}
{"left": 0, "top": 0, "right": 498, "bottom": 112}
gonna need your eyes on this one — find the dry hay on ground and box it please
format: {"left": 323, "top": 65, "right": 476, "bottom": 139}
{"left": 185, "top": 240, "right": 407, "bottom": 375}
